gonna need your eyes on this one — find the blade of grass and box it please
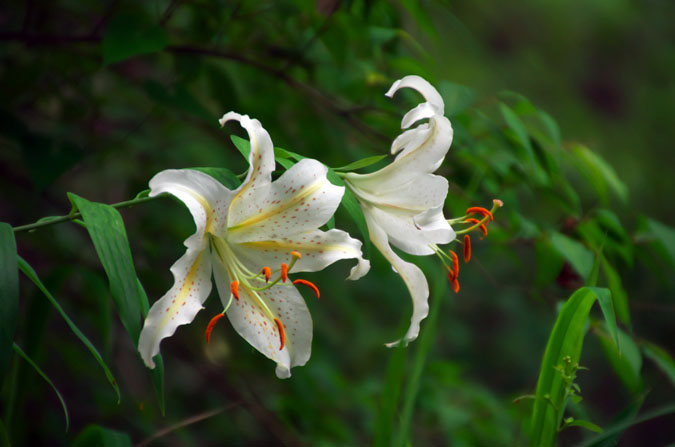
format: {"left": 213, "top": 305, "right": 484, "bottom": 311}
{"left": 12, "top": 343, "right": 69, "bottom": 431}
{"left": 17, "top": 256, "right": 120, "bottom": 402}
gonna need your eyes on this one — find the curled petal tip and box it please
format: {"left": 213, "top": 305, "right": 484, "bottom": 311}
{"left": 218, "top": 111, "right": 244, "bottom": 127}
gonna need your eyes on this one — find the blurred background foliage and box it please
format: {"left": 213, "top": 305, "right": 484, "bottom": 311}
{"left": 1, "top": 0, "right": 674, "bottom": 445}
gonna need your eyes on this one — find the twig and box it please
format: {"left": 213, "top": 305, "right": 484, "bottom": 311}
{"left": 135, "top": 402, "right": 241, "bottom": 447}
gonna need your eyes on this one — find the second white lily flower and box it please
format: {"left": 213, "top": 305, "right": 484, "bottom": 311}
{"left": 343, "top": 75, "right": 455, "bottom": 347}
{"left": 139, "top": 112, "right": 370, "bottom": 378}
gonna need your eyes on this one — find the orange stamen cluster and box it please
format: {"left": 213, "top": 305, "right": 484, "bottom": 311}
{"left": 465, "top": 218, "right": 488, "bottom": 237}
{"left": 466, "top": 206, "right": 493, "bottom": 222}
{"left": 205, "top": 313, "right": 226, "bottom": 343}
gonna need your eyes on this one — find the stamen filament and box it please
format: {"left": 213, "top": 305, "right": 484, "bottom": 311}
{"left": 293, "top": 279, "right": 320, "bottom": 299}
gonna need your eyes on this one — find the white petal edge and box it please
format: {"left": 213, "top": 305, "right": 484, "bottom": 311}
{"left": 149, "top": 169, "right": 232, "bottom": 249}
{"left": 386, "top": 75, "right": 444, "bottom": 116}
{"left": 365, "top": 215, "right": 429, "bottom": 347}
{"left": 138, "top": 250, "right": 213, "bottom": 368}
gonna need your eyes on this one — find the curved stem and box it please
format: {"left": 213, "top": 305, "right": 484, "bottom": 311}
{"left": 13, "top": 194, "right": 167, "bottom": 234}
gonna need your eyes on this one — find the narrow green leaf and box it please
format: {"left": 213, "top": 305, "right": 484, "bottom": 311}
{"left": 600, "top": 256, "right": 631, "bottom": 327}
{"left": 596, "top": 327, "right": 643, "bottom": 394}
{"left": 642, "top": 342, "right": 675, "bottom": 388}
{"left": 68, "top": 194, "right": 143, "bottom": 342}
{"left": 394, "top": 259, "right": 448, "bottom": 447}
{"left": 102, "top": 13, "right": 168, "bottom": 66}
{"left": 644, "top": 218, "right": 675, "bottom": 266}
{"left": 189, "top": 167, "right": 241, "bottom": 190}
{"left": 13, "top": 343, "right": 69, "bottom": 431}
{"left": 529, "top": 287, "right": 617, "bottom": 447}
{"left": 500, "top": 102, "right": 547, "bottom": 183}
{"left": 71, "top": 424, "right": 132, "bottom": 447}
{"left": 550, "top": 232, "right": 594, "bottom": 281}
{"left": 374, "top": 343, "right": 407, "bottom": 447}
{"left": 565, "top": 419, "right": 603, "bottom": 433}
{"left": 0, "top": 223, "right": 18, "bottom": 378}
{"left": 276, "top": 157, "right": 294, "bottom": 170}
{"left": 17, "top": 256, "right": 121, "bottom": 402}
{"left": 274, "top": 146, "right": 305, "bottom": 161}
{"left": 334, "top": 155, "right": 388, "bottom": 172}
{"left": 570, "top": 144, "right": 628, "bottom": 204}
{"left": 575, "top": 402, "right": 675, "bottom": 447}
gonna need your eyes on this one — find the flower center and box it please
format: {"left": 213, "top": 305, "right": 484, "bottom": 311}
{"left": 204, "top": 234, "right": 319, "bottom": 350}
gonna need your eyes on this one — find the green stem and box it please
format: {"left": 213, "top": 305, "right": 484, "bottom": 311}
{"left": 13, "top": 194, "right": 167, "bottom": 234}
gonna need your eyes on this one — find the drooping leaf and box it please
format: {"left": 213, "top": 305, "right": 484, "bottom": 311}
{"left": 550, "top": 232, "right": 595, "bottom": 281}
{"left": 71, "top": 424, "right": 132, "bottom": 447}
{"left": 596, "top": 326, "right": 643, "bottom": 394}
{"left": 0, "top": 223, "right": 18, "bottom": 378}
{"left": 570, "top": 144, "right": 628, "bottom": 204}
{"left": 600, "top": 255, "right": 631, "bottom": 327}
{"left": 68, "top": 194, "right": 143, "bottom": 343}
{"left": 13, "top": 343, "right": 69, "bottom": 431}
{"left": 563, "top": 418, "right": 604, "bottom": 433}
{"left": 529, "top": 287, "right": 617, "bottom": 447}
{"left": 499, "top": 102, "right": 547, "bottom": 184}
{"left": 17, "top": 256, "right": 121, "bottom": 402}
{"left": 642, "top": 342, "right": 675, "bottom": 389}
{"left": 102, "top": 13, "right": 168, "bottom": 66}
{"left": 644, "top": 218, "right": 675, "bottom": 267}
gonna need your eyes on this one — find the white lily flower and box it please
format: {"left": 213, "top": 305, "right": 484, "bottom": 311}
{"left": 139, "top": 112, "right": 370, "bottom": 378}
{"left": 342, "top": 75, "right": 455, "bottom": 347}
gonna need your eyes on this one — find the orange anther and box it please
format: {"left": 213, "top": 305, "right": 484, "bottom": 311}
{"left": 262, "top": 266, "right": 271, "bottom": 282}
{"left": 451, "top": 277, "right": 460, "bottom": 293}
{"left": 466, "top": 206, "right": 493, "bottom": 222}
{"left": 230, "top": 281, "right": 240, "bottom": 300}
{"left": 464, "top": 235, "right": 471, "bottom": 263}
{"left": 281, "top": 263, "right": 288, "bottom": 282}
{"left": 205, "top": 313, "right": 226, "bottom": 343}
{"left": 290, "top": 251, "right": 302, "bottom": 259}
{"left": 450, "top": 250, "right": 459, "bottom": 278}
{"left": 466, "top": 218, "right": 488, "bottom": 237}
{"left": 274, "top": 318, "right": 286, "bottom": 350}
{"left": 293, "top": 279, "right": 320, "bottom": 299}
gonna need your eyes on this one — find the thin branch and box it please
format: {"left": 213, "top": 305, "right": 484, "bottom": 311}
{"left": 135, "top": 402, "right": 241, "bottom": 447}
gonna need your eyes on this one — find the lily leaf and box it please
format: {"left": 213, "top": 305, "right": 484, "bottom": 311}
{"left": 0, "top": 223, "right": 18, "bottom": 378}
{"left": 13, "top": 343, "right": 69, "bottom": 431}
{"left": 529, "top": 287, "right": 617, "bottom": 447}
{"left": 71, "top": 424, "right": 132, "bottom": 447}
{"left": 334, "top": 155, "right": 388, "bottom": 172}
{"left": 68, "top": 194, "right": 143, "bottom": 343}
{"left": 18, "top": 256, "right": 121, "bottom": 402}
{"left": 550, "top": 232, "right": 594, "bottom": 281}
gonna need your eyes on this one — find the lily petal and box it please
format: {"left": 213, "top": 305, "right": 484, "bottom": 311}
{"left": 227, "top": 159, "right": 344, "bottom": 242}
{"left": 365, "top": 215, "right": 429, "bottom": 347}
{"left": 149, "top": 169, "right": 233, "bottom": 243}
{"left": 139, "top": 250, "right": 213, "bottom": 368}
{"left": 234, "top": 228, "right": 370, "bottom": 280}
{"left": 386, "top": 75, "right": 444, "bottom": 116}
{"left": 212, "top": 260, "right": 312, "bottom": 378}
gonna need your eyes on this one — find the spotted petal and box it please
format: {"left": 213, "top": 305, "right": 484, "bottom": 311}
{"left": 139, "top": 250, "right": 212, "bottom": 368}
{"left": 212, "top": 260, "right": 312, "bottom": 378}
{"left": 233, "top": 228, "right": 370, "bottom": 280}
{"left": 227, "top": 159, "right": 344, "bottom": 243}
